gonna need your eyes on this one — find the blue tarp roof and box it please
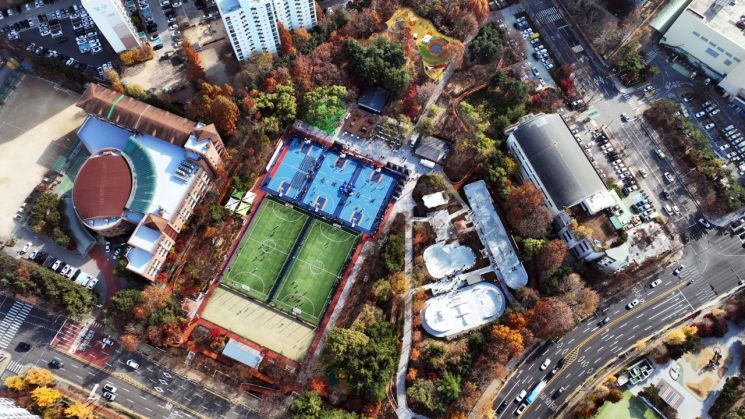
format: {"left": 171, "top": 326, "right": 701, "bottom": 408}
{"left": 222, "top": 339, "right": 263, "bottom": 368}
{"left": 357, "top": 87, "right": 389, "bottom": 115}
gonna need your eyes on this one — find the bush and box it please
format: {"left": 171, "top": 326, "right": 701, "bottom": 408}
{"left": 380, "top": 233, "right": 405, "bottom": 275}
{"left": 119, "top": 45, "right": 155, "bottom": 66}
{"left": 709, "top": 376, "right": 742, "bottom": 418}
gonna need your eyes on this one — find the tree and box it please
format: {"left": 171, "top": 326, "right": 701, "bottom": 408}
{"left": 289, "top": 391, "right": 322, "bottom": 418}
{"left": 504, "top": 182, "right": 552, "bottom": 238}
{"left": 255, "top": 83, "right": 297, "bottom": 126}
{"left": 381, "top": 233, "right": 405, "bottom": 274}
{"left": 141, "top": 285, "right": 171, "bottom": 314}
{"left": 469, "top": 23, "right": 503, "bottom": 63}
{"left": 325, "top": 327, "right": 369, "bottom": 356}
{"left": 606, "top": 388, "right": 623, "bottom": 403}
{"left": 209, "top": 95, "right": 239, "bottom": 136}
{"left": 520, "top": 238, "right": 546, "bottom": 261}
{"left": 436, "top": 371, "right": 462, "bottom": 403}
{"left": 303, "top": 85, "right": 347, "bottom": 133}
{"left": 4, "top": 375, "right": 25, "bottom": 391}
{"left": 31, "top": 386, "right": 61, "bottom": 408}
{"left": 536, "top": 240, "right": 568, "bottom": 272}
{"left": 344, "top": 37, "right": 409, "bottom": 96}
{"left": 110, "top": 289, "right": 142, "bottom": 314}
{"left": 234, "top": 51, "right": 273, "bottom": 91}
{"left": 441, "top": 40, "right": 465, "bottom": 70}
{"left": 407, "top": 379, "right": 438, "bottom": 413}
{"left": 453, "top": 12, "right": 479, "bottom": 40}
{"left": 119, "top": 334, "right": 141, "bottom": 352}
{"left": 278, "top": 22, "right": 296, "bottom": 55}
{"left": 490, "top": 324, "right": 524, "bottom": 362}
{"left": 400, "top": 84, "right": 421, "bottom": 120}
{"left": 65, "top": 403, "right": 96, "bottom": 419}
{"left": 467, "top": 0, "right": 489, "bottom": 23}
{"left": 530, "top": 298, "right": 575, "bottom": 338}
{"left": 184, "top": 42, "right": 206, "bottom": 83}
{"left": 25, "top": 368, "right": 54, "bottom": 386}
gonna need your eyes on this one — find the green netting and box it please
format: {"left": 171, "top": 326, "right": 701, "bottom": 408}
{"left": 123, "top": 136, "right": 157, "bottom": 214}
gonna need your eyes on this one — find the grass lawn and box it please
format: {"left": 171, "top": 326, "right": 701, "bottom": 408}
{"left": 386, "top": 7, "right": 454, "bottom": 80}
{"left": 272, "top": 219, "right": 358, "bottom": 325}
{"left": 221, "top": 199, "right": 309, "bottom": 302}
{"left": 596, "top": 390, "right": 658, "bottom": 419}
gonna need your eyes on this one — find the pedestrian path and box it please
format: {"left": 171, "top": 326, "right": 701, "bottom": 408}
{"left": 0, "top": 301, "right": 32, "bottom": 350}
{"left": 535, "top": 7, "right": 561, "bottom": 24}
{"left": 6, "top": 360, "right": 25, "bottom": 374}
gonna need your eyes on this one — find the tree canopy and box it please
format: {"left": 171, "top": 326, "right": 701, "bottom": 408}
{"left": 468, "top": 23, "right": 503, "bottom": 63}
{"left": 344, "top": 37, "right": 409, "bottom": 96}
{"left": 303, "top": 85, "right": 347, "bottom": 134}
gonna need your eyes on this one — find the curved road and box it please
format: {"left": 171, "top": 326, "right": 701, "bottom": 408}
{"left": 492, "top": 226, "right": 745, "bottom": 418}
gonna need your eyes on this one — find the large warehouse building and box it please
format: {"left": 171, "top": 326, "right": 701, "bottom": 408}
{"left": 506, "top": 114, "right": 628, "bottom": 272}
{"left": 659, "top": 0, "right": 745, "bottom": 111}
{"left": 73, "top": 84, "right": 227, "bottom": 281}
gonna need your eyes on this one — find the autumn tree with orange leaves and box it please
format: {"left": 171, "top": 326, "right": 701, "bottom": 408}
{"left": 277, "top": 22, "right": 296, "bottom": 55}
{"left": 183, "top": 42, "right": 206, "bottom": 83}
{"left": 504, "top": 182, "right": 553, "bottom": 238}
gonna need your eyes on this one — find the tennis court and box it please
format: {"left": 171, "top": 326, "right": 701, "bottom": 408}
{"left": 272, "top": 219, "right": 358, "bottom": 325}
{"left": 221, "top": 199, "right": 309, "bottom": 302}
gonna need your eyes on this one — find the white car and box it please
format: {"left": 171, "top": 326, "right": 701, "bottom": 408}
{"left": 673, "top": 265, "right": 685, "bottom": 275}
{"left": 515, "top": 403, "right": 527, "bottom": 416}
{"left": 125, "top": 359, "right": 140, "bottom": 369}
{"left": 20, "top": 242, "right": 32, "bottom": 254}
{"left": 51, "top": 260, "right": 62, "bottom": 271}
{"left": 705, "top": 123, "right": 716, "bottom": 130}
{"left": 664, "top": 172, "right": 674, "bottom": 183}
{"left": 515, "top": 389, "right": 527, "bottom": 403}
{"left": 650, "top": 279, "right": 662, "bottom": 288}
{"left": 672, "top": 205, "right": 680, "bottom": 215}
{"left": 540, "top": 358, "right": 552, "bottom": 370}
{"left": 699, "top": 218, "right": 712, "bottom": 228}
{"left": 626, "top": 299, "right": 640, "bottom": 309}
{"left": 720, "top": 144, "right": 731, "bottom": 151}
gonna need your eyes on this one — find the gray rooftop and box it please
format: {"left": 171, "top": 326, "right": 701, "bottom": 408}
{"left": 511, "top": 114, "right": 606, "bottom": 210}
{"left": 415, "top": 136, "right": 450, "bottom": 163}
{"left": 463, "top": 180, "right": 528, "bottom": 289}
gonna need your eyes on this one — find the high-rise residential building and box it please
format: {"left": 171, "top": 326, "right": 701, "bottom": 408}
{"left": 217, "top": 0, "right": 317, "bottom": 60}
{"left": 81, "top": 0, "right": 141, "bottom": 53}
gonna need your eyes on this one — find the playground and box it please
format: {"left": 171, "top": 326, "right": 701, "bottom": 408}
{"left": 220, "top": 199, "right": 308, "bottom": 302}
{"left": 271, "top": 219, "right": 358, "bottom": 324}
{"left": 386, "top": 8, "right": 454, "bottom": 80}
{"left": 262, "top": 134, "right": 400, "bottom": 235}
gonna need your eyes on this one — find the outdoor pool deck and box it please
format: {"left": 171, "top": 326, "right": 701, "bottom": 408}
{"left": 262, "top": 134, "right": 400, "bottom": 235}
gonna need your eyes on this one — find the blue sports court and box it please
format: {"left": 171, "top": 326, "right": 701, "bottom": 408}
{"left": 262, "top": 134, "right": 400, "bottom": 235}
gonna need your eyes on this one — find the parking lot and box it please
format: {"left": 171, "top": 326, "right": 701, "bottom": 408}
{"left": 681, "top": 93, "right": 745, "bottom": 176}
{"left": 2, "top": 0, "right": 116, "bottom": 71}
{"left": 498, "top": 4, "right": 557, "bottom": 90}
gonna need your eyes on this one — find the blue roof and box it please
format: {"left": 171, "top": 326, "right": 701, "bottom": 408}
{"left": 222, "top": 339, "right": 263, "bottom": 368}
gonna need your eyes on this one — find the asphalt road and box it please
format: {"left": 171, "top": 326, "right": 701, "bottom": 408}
{"left": 0, "top": 296, "right": 256, "bottom": 419}
{"left": 490, "top": 1, "right": 745, "bottom": 417}
{"left": 493, "top": 227, "right": 745, "bottom": 418}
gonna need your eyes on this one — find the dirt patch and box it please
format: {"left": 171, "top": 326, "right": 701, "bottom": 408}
{"left": 0, "top": 76, "right": 84, "bottom": 239}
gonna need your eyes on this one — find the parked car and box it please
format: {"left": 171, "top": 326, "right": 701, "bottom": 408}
{"left": 705, "top": 123, "right": 716, "bottom": 130}
{"left": 664, "top": 172, "right": 674, "bottom": 183}
{"left": 20, "top": 242, "right": 32, "bottom": 254}
{"left": 126, "top": 359, "right": 140, "bottom": 369}
{"left": 626, "top": 299, "right": 640, "bottom": 309}
{"left": 699, "top": 218, "right": 712, "bottom": 228}
{"left": 650, "top": 279, "right": 662, "bottom": 288}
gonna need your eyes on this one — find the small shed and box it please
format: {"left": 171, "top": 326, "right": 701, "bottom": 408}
{"left": 221, "top": 338, "right": 263, "bottom": 369}
{"left": 415, "top": 136, "right": 450, "bottom": 164}
{"left": 422, "top": 191, "right": 448, "bottom": 209}
{"left": 357, "top": 87, "right": 390, "bottom": 115}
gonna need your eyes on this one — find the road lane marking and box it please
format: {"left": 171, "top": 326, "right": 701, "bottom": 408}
{"left": 520, "top": 281, "right": 686, "bottom": 417}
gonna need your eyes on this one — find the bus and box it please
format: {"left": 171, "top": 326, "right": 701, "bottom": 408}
{"left": 525, "top": 380, "right": 547, "bottom": 404}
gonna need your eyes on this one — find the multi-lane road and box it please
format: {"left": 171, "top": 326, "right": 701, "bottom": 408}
{"left": 493, "top": 226, "right": 745, "bottom": 417}
{"left": 0, "top": 296, "right": 256, "bottom": 419}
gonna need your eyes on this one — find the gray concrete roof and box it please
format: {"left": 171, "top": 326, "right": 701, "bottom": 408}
{"left": 511, "top": 114, "right": 606, "bottom": 210}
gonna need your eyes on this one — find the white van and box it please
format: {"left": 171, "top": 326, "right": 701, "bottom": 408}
{"left": 420, "top": 159, "right": 436, "bottom": 168}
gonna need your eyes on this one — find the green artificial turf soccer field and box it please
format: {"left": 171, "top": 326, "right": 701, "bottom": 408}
{"left": 221, "top": 199, "right": 309, "bottom": 302}
{"left": 272, "top": 219, "right": 358, "bottom": 325}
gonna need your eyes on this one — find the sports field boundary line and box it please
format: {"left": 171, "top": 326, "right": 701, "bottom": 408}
{"left": 266, "top": 216, "right": 313, "bottom": 301}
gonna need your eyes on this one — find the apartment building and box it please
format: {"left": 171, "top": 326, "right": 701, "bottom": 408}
{"left": 80, "top": 0, "right": 140, "bottom": 53}
{"left": 217, "top": 0, "right": 316, "bottom": 60}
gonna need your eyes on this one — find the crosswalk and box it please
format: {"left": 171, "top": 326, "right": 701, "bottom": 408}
{"left": 6, "top": 360, "right": 25, "bottom": 375}
{"left": 535, "top": 7, "right": 561, "bottom": 24}
{"left": 0, "top": 301, "right": 32, "bottom": 350}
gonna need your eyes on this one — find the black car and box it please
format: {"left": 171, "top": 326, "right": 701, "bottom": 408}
{"left": 551, "top": 386, "right": 567, "bottom": 400}
{"left": 681, "top": 233, "right": 689, "bottom": 243}
{"left": 496, "top": 400, "right": 508, "bottom": 413}
{"left": 49, "top": 359, "right": 63, "bottom": 369}
{"left": 16, "top": 342, "right": 32, "bottom": 351}
{"left": 597, "top": 317, "right": 610, "bottom": 327}
{"left": 661, "top": 190, "right": 670, "bottom": 200}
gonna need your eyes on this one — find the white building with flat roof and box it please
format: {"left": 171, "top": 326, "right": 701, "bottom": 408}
{"left": 217, "top": 0, "right": 317, "bottom": 60}
{"left": 422, "top": 282, "right": 506, "bottom": 338}
{"left": 660, "top": 0, "right": 745, "bottom": 108}
{"left": 81, "top": 0, "right": 140, "bottom": 53}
